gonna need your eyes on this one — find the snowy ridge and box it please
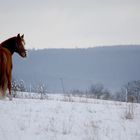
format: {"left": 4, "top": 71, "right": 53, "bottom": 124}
{"left": 0, "top": 93, "right": 140, "bottom": 140}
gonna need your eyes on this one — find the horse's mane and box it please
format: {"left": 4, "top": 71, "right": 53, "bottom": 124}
{"left": 0, "top": 37, "right": 17, "bottom": 54}
{"left": 1, "top": 37, "right": 16, "bottom": 46}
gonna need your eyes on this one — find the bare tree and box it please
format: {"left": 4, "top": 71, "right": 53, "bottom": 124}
{"left": 88, "top": 84, "right": 111, "bottom": 100}
{"left": 37, "top": 83, "right": 47, "bottom": 99}
{"left": 18, "top": 80, "right": 26, "bottom": 92}
{"left": 11, "top": 79, "right": 19, "bottom": 97}
{"left": 115, "top": 88, "right": 126, "bottom": 102}
{"left": 125, "top": 80, "right": 140, "bottom": 103}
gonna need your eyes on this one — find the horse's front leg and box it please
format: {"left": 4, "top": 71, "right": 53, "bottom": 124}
{"left": 8, "top": 80, "right": 12, "bottom": 100}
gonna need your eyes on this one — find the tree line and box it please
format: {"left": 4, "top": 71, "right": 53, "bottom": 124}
{"left": 12, "top": 79, "right": 140, "bottom": 103}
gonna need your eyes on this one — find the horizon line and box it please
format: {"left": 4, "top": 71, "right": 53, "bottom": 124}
{"left": 27, "top": 44, "right": 140, "bottom": 51}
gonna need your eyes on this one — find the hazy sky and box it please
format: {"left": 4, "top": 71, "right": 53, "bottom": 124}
{"left": 0, "top": 0, "right": 140, "bottom": 49}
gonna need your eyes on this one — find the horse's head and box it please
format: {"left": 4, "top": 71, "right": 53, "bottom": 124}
{"left": 15, "top": 34, "right": 27, "bottom": 57}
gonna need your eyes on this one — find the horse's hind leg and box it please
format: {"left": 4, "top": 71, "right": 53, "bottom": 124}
{"left": 1, "top": 86, "right": 5, "bottom": 97}
{"left": 7, "top": 72, "right": 12, "bottom": 100}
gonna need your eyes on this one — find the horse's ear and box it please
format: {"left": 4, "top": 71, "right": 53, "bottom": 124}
{"left": 17, "top": 34, "right": 20, "bottom": 38}
{"left": 21, "top": 34, "right": 24, "bottom": 39}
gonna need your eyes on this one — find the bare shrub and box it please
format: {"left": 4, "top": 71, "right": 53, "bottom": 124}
{"left": 61, "top": 94, "right": 74, "bottom": 102}
{"left": 125, "top": 96, "right": 135, "bottom": 120}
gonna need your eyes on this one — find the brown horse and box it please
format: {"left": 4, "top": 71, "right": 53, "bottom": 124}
{"left": 0, "top": 34, "right": 26, "bottom": 100}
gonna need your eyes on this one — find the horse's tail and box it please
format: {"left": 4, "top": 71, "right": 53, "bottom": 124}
{"left": 0, "top": 49, "right": 7, "bottom": 95}
{"left": 0, "top": 50, "right": 4, "bottom": 86}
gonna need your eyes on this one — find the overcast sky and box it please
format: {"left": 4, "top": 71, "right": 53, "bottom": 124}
{"left": 0, "top": 0, "right": 140, "bottom": 49}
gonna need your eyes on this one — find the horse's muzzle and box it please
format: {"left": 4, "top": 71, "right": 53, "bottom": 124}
{"left": 21, "top": 50, "right": 27, "bottom": 58}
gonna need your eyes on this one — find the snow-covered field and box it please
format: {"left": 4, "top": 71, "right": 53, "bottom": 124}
{"left": 0, "top": 93, "right": 140, "bottom": 140}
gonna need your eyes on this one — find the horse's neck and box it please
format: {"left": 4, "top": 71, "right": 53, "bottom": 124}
{"left": 1, "top": 37, "right": 16, "bottom": 55}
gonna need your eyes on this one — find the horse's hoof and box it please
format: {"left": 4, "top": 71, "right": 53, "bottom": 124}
{"left": 9, "top": 95, "right": 13, "bottom": 101}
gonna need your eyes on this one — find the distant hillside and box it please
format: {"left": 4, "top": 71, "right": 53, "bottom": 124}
{"left": 13, "top": 45, "right": 140, "bottom": 92}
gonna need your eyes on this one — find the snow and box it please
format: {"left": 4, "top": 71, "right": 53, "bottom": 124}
{"left": 0, "top": 93, "right": 140, "bottom": 140}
